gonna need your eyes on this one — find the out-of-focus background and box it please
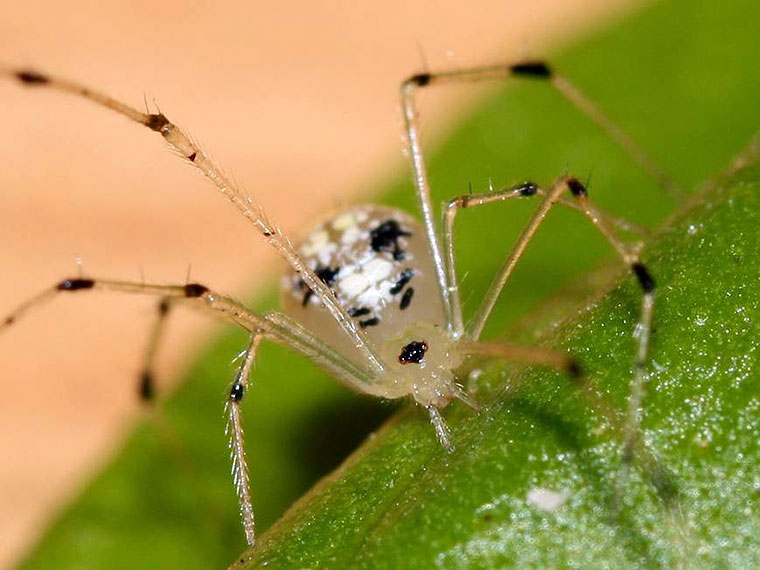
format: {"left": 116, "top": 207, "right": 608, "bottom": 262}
{"left": 0, "top": 0, "right": 668, "bottom": 566}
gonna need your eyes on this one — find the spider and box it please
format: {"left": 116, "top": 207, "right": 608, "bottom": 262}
{"left": 1, "top": 61, "right": 667, "bottom": 547}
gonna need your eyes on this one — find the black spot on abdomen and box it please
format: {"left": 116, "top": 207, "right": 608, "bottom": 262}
{"left": 399, "top": 287, "right": 414, "bottom": 310}
{"left": 370, "top": 220, "right": 411, "bottom": 260}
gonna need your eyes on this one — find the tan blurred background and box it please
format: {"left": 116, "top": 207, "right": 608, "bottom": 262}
{"left": 0, "top": 1, "right": 644, "bottom": 567}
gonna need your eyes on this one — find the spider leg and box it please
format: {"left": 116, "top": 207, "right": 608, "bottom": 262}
{"left": 0, "top": 65, "right": 384, "bottom": 373}
{"left": 1, "top": 276, "right": 384, "bottom": 543}
{"left": 554, "top": 194, "right": 651, "bottom": 238}
{"left": 226, "top": 332, "right": 264, "bottom": 547}
{"left": 555, "top": 181, "right": 657, "bottom": 491}
{"left": 466, "top": 340, "right": 581, "bottom": 378}
{"left": 426, "top": 404, "right": 453, "bottom": 452}
{"left": 698, "top": 128, "right": 760, "bottom": 197}
{"left": 448, "top": 175, "right": 657, "bottom": 495}
{"left": 442, "top": 181, "right": 539, "bottom": 337}
{"left": 471, "top": 339, "right": 674, "bottom": 503}
{"left": 1, "top": 276, "right": 376, "bottom": 391}
{"left": 461, "top": 176, "right": 653, "bottom": 342}
{"left": 442, "top": 180, "right": 650, "bottom": 338}
{"left": 400, "top": 59, "right": 681, "bottom": 335}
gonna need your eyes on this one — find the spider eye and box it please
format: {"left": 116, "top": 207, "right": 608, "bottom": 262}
{"left": 398, "top": 340, "right": 428, "bottom": 365}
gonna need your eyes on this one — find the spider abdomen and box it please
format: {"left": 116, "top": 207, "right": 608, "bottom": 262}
{"left": 282, "top": 205, "right": 445, "bottom": 364}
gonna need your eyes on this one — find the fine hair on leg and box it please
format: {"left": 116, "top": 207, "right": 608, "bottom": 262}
{"left": 226, "top": 333, "right": 263, "bottom": 546}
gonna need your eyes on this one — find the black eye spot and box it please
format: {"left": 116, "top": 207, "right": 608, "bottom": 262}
{"left": 370, "top": 220, "right": 411, "bottom": 260}
{"left": 398, "top": 340, "right": 428, "bottom": 365}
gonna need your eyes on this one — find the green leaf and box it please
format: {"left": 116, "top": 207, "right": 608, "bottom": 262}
{"left": 18, "top": 0, "right": 760, "bottom": 568}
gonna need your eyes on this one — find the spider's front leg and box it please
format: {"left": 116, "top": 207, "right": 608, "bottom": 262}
{"left": 1, "top": 65, "right": 384, "bottom": 372}
{"left": 444, "top": 176, "right": 659, "bottom": 493}
{"left": 2, "top": 275, "right": 376, "bottom": 545}
{"left": 226, "top": 332, "right": 264, "bottom": 547}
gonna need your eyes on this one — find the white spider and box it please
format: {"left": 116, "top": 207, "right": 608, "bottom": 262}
{"left": 0, "top": 61, "right": 667, "bottom": 547}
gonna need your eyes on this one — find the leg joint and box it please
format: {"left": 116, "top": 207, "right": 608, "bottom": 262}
{"left": 449, "top": 195, "right": 470, "bottom": 209}
{"left": 631, "top": 262, "right": 656, "bottom": 293}
{"left": 16, "top": 70, "right": 49, "bottom": 85}
{"left": 183, "top": 283, "right": 209, "bottom": 298}
{"left": 565, "top": 177, "right": 588, "bottom": 197}
{"left": 146, "top": 112, "right": 170, "bottom": 132}
{"left": 138, "top": 371, "right": 155, "bottom": 402}
{"left": 158, "top": 298, "right": 171, "bottom": 315}
{"left": 57, "top": 278, "right": 95, "bottom": 291}
{"left": 229, "top": 383, "right": 245, "bottom": 402}
{"left": 516, "top": 181, "right": 538, "bottom": 196}
{"left": 404, "top": 72, "right": 432, "bottom": 88}
{"left": 510, "top": 61, "right": 552, "bottom": 79}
